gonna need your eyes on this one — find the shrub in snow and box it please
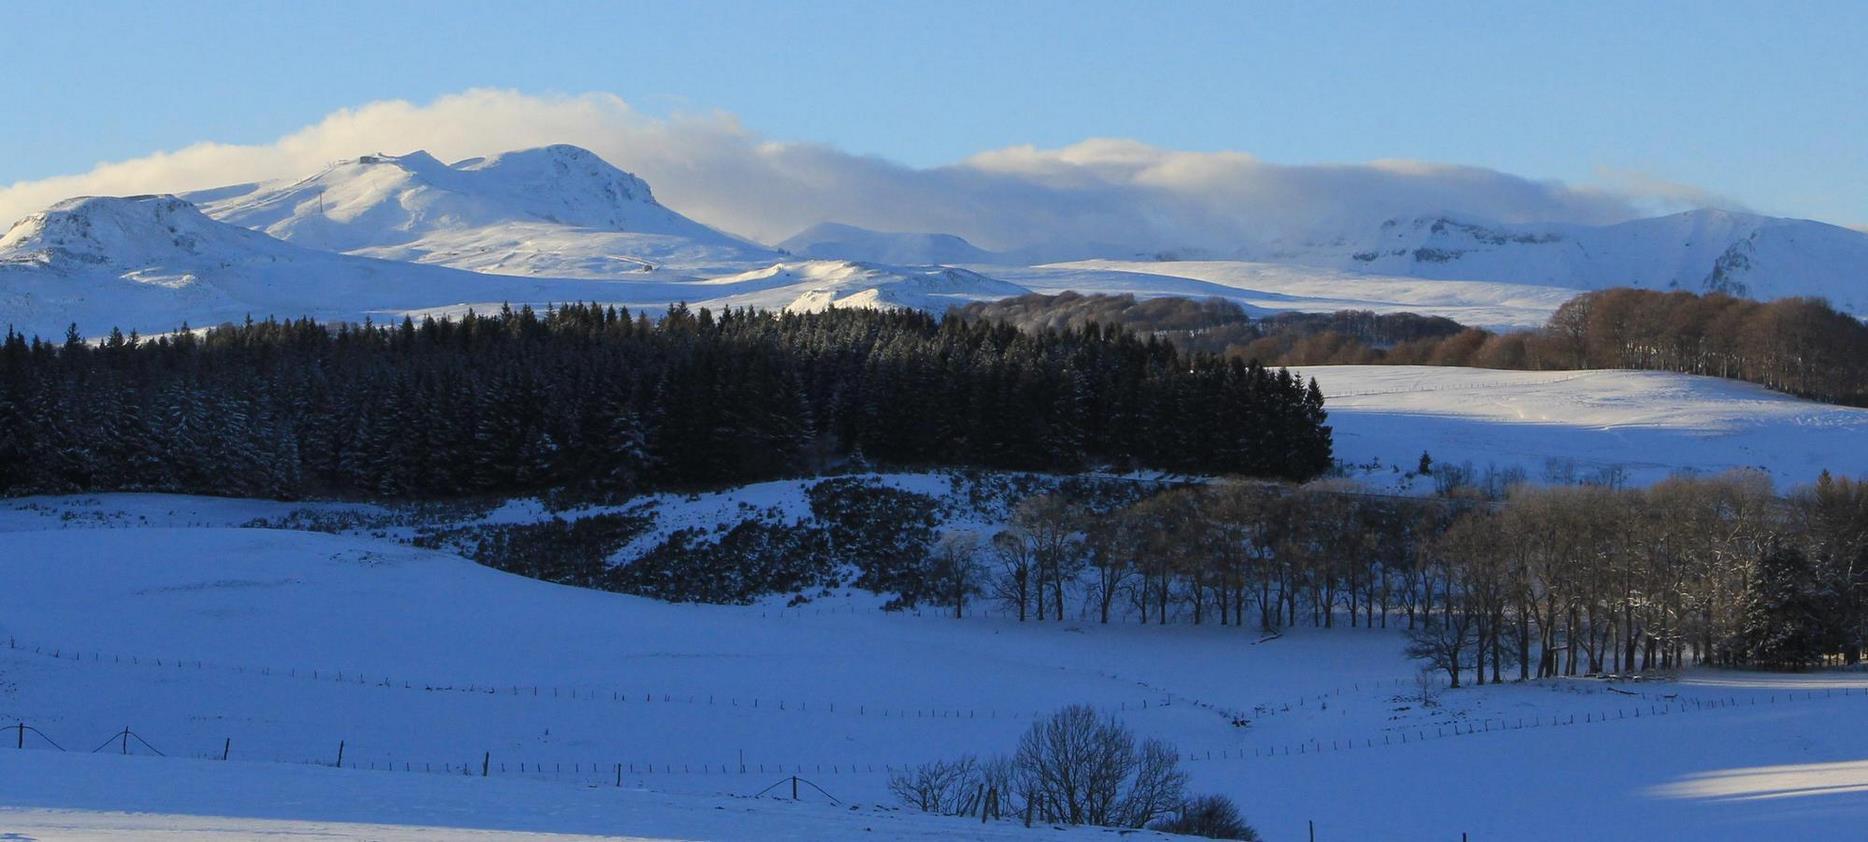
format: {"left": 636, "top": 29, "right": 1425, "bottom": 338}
{"left": 1150, "top": 794, "right": 1263, "bottom": 841}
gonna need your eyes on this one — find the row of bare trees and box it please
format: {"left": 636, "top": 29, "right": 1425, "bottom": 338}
{"left": 925, "top": 470, "right": 1868, "bottom": 679}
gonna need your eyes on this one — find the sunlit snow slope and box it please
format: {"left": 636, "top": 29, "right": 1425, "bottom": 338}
{"left": 1301, "top": 365, "right": 1868, "bottom": 489}
{"left": 191, "top": 145, "right": 775, "bottom": 276}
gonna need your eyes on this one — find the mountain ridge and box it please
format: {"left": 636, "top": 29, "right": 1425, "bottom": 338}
{"left": 187, "top": 144, "right": 775, "bottom": 276}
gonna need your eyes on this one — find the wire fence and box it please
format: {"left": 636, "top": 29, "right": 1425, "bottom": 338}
{"left": 12, "top": 634, "right": 1868, "bottom": 792}
{"left": 1, "top": 719, "right": 928, "bottom": 788}
{"left": 7, "top": 682, "right": 1864, "bottom": 792}
{"left": 1191, "top": 683, "right": 1868, "bottom": 765}
{"left": 4, "top": 636, "right": 1176, "bottom": 723}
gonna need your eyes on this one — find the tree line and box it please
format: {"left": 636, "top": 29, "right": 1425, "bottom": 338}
{"left": 923, "top": 470, "right": 1868, "bottom": 674}
{"left": 960, "top": 289, "right": 1868, "bottom": 405}
{"left": 0, "top": 304, "right": 1332, "bottom": 499}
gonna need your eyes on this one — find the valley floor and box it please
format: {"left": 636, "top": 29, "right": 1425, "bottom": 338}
{"left": 2, "top": 495, "right": 1868, "bottom": 839}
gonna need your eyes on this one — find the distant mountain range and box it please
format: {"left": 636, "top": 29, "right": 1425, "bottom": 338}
{"left": 2, "top": 144, "right": 1863, "bottom": 339}
{"left": 1249, "top": 210, "right": 1868, "bottom": 315}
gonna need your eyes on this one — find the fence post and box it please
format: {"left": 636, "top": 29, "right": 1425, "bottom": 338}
{"left": 222, "top": 738, "right": 230, "bottom": 761}
{"left": 335, "top": 740, "right": 345, "bottom": 768}
{"left": 121, "top": 727, "right": 129, "bottom": 755}
{"left": 615, "top": 762, "right": 622, "bottom": 787}
{"left": 792, "top": 776, "right": 799, "bottom": 800}
{"left": 14, "top": 722, "right": 20, "bottom": 750}
{"left": 482, "top": 752, "right": 490, "bottom": 777}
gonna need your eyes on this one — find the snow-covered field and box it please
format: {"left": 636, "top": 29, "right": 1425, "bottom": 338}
{"left": 994, "top": 260, "right": 1585, "bottom": 330}
{"left": 1303, "top": 365, "right": 1868, "bottom": 490}
{"left": 6, "top": 487, "right": 1868, "bottom": 840}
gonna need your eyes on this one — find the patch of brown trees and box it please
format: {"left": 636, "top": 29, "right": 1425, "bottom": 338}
{"left": 961, "top": 290, "right": 1868, "bottom": 405}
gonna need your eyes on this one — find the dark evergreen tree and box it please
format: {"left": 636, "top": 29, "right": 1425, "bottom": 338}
{"left": 1739, "top": 543, "right": 1827, "bottom": 669}
{"left": 0, "top": 305, "right": 1333, "bottom": 500}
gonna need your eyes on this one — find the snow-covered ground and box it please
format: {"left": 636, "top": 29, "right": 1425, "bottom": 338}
{"left": 5, "top": 490, "right": 1868, "bottom": 839}
{"left": 1302, "top": 365, "right": 1868, "bottom": 491}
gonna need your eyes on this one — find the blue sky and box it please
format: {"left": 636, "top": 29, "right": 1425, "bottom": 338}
{"left": 3, "top": 0, "right": 1864, "bottom": 227}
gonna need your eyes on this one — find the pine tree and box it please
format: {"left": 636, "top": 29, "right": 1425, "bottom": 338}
{"left": 1740, "top": 543, "right": 1826, "bottom": 669}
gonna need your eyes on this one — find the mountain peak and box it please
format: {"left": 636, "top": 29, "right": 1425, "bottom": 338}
{"left": 189, "top": 144, "right": 736, "bottom": 255}
{"left": 181, "top": 145, "right": 772, "bottom": 277}
{"left": 454, "top": 144, "right": 658, "bottom": 211}
{"left": 1, "top": 194, "right": 285, "bottom": 269}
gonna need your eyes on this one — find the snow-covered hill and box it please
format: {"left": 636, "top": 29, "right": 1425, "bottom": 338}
{"left": 777, "top": 222, "right": 1001, "bottom": 265}
{"left": 1255, "top": 210, "right": 1868, "bottom": 315}
{"left": 1301, "top": 365, "right": 1868, "bottom": 489}
{"left": 190, "top": 145, "right": 775, "bottom": 276}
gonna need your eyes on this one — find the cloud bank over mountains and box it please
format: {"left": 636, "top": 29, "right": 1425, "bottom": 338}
{"left": 0, "top": 89, "right": 1711, "bottom": 254}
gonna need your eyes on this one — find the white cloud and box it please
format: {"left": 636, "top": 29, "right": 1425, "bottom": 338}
{"left": 0, "top": 89, "right": 1708, "bottom": 254}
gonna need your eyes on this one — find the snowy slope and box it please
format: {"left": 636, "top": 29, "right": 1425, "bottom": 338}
{"left": 777, "top": 222, "right": 1001, "bottom": 265}
{"left": 695, "top": 260, "right": 1030, "bottom": 313}
{"left": 190, "top": 146, "right": 775, "bottom": 276}
{"left": 1300, "top": 365, "right": 1868, "bottom": 489}
{"left": 995, "top": 259, "right": 1584, "bottom": 330}
{"left": 5, "top": 504, "right": 1868, "bottom": 840}
{"left": 1256, "top": 210, "right": 1868, "bottom": 315}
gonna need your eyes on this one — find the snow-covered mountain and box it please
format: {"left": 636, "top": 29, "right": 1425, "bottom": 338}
{"left": 0, "top": 195, "right": 1029, "bottom": 338}
{"left": 776, "top": 222, "right": 1000, "bottom": 265}
{"left": 0, "top": 194, "right": 598, "bottom": 339}
{"left": 189, "top": 145, "right": 775, "bottom": 277}
{"left": 1255, "top": 210, "right": 1868, "bottom": 315}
